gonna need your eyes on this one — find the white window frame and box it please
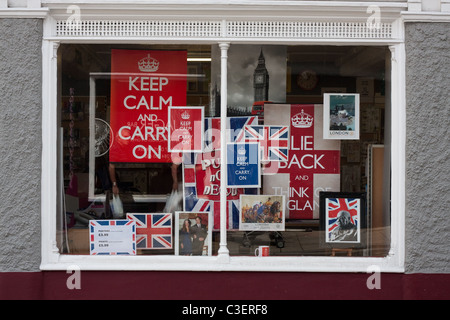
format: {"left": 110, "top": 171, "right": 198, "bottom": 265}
{"left": 40, "top": 1, "right": 406, "bottom": 273}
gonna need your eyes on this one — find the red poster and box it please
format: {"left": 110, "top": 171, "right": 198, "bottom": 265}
{"left": 263, "top": 104, "right": 340, "bottom": 219}
{"left": 109, "top": 49, "right": 187, "bottom": 163}
{"left": 184, "top": 151, "right": 245, "bottom": 230}
{"left": 168, "top": 107, "right": 204, "bottom": 153}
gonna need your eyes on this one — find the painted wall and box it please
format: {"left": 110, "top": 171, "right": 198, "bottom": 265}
{"left": 0, "top": 19, "right": 449, "bottom": 274}
{"left": 404, "top": 22, "right": 450, "bottom": 273}
{"left": 0, "top": 19, "right": 43, "bottom": 272}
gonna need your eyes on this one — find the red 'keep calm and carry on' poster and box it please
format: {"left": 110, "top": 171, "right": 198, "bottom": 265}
{"left": 109, "top": 49, "right": 187, "bottom": 163}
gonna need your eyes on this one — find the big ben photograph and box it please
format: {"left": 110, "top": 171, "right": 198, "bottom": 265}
{"left": 211, "top": 45, "right": 287, "bottom": 113}
{"left": 253, "top": 49, "right": 270, "bottom": 102}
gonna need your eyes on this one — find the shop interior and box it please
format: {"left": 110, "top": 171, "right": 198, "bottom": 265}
{"left": 58, "top": 43, "right": 391, "bottom": 258}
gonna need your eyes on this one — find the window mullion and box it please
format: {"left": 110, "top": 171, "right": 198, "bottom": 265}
{"left": 218, "top": 42, "right": 231, "bottom": 261}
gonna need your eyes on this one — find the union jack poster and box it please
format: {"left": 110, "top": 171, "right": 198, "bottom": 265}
{"left": 126, "top": 213, "right": 173, "bottom": 249}
{"left": 240, "top": 125, "right": 289, "bottom": 162}
{"left": 319, "top": 192, "right": 367, "bottom": 247}
{"left": 204, "top": 116, "right": 258, "bottom": 152}
{"left": 89, "top": 220, "right": 136, "bottom": 255}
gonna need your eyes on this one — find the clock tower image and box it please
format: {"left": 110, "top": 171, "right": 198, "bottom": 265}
{"left": 253, "top": 49, "right": 269, "bottom": 102}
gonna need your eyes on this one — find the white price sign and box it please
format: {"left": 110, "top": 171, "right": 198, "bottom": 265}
{"left": 89, "top": 220, "right": 136, "bottom": 255}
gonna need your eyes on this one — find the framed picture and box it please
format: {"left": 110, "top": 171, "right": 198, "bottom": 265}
{"left": 323, "top": 93, "right": 360, "bottom": 140}
{"left": 356, "top": 77, "right": 374, "bottom": 103}
{"left": 226, "top": 142, "right": 261, "bottom": 188}
{"left": 243, "top": 125, "right": 289, "bottom": 162}
{"left": 126, "top": 213, "right": 172, "bottom": 250}
{"left": 174, "top": 211, "right": 212, "bottom": 256}
{"left": 319, "top": 192, "right": 367, "bottom": 248}
{"left": 168, "top": 106, "right": 204, "bottom": 153}
{"left": 239, "top": 195, "right": 285, "bottom": 231}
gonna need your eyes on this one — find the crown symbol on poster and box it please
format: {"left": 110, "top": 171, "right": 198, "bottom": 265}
{"left": 292, "top": 109, "right": 313, "bottom": 128}
{"left": 181, "top": 111, "right": 190, "bottom": 120}
{"left": 138, "top": 54, "right": 160, "bottom": 72}
{"left": 237, "top": 146, "right": 246, "bottom": 155}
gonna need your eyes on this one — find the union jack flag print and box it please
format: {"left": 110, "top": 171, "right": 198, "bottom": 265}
{"left": 126, "top": 213, "right": 172, "bottom": 249}
{"left": 203, "top": 116, "right": 258, "bottom": 152}
{"left": 241, "top": 125, "right": 289, "bottom": 161}
{"left": 326, "top": 197, "right": 360, "bottom": 242}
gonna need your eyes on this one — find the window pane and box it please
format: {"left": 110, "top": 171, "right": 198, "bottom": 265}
{"left": 57, "top": 43, "right": 391, "bottom": 259}
{"left": 223, "top": 45, "right": 390, "bottom": 258}
{"left": 57, "top": 44, "right": 215, "bottom": 255}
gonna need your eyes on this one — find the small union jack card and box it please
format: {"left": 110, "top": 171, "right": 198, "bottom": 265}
{"left": 89, "top": 220, "right": 136, "bottom": 255}
{"left": 241, "top": 125, "right": 289, "bottom": 162}
{"left": 126, "top": 213, "right": 173, "bottom": 249}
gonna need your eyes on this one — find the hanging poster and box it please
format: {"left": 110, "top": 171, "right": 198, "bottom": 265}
{"left": 263, "top": 104, "right": 340, "bottom": 220}
{"left": 89, "top": 220, "right": 136, "bottom": 255}
{"left": 226, "top": 142, "right": 261, "bottom": 188}
{"left": 239, "top": 195, "right": 285, "bottom": 231}
{"left": 126, "top": 213, "right": 172, "bottom": 249}
{"left": 109, "top": 49, "right": 187, "bottom": 163}
{"left": 323, "top": 93, "right": 360, "bottom": 140}
{"left": 241, "top": 125, "right": 289, "bottom": 162}
{"left": 175, "top": 211, "right": 212, "bottom": 256}
{"left": 183, "top": 151, "right": 243, "bottom": 231}
{"left": 168, "top": 106, "right": 204, "bottom": 153}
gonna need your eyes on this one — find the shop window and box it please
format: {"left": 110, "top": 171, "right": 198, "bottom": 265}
{"left": 57, "top": 43, "right": 391, "bottom": 260}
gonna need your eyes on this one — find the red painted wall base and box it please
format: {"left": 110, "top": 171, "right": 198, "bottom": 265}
{"left": 1, "top": 271, "right": 449, "bottom": 300}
